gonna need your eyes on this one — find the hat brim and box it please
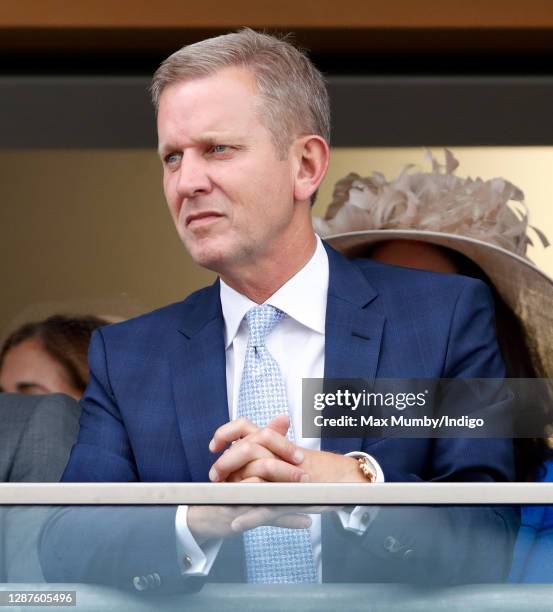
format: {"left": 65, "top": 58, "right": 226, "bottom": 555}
{"left": 325, "top": 229, "right": 553, "bottom": 378}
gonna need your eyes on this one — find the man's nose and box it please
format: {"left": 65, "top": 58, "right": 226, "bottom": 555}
{"left": 176, "top": 154, "right": 212, "bottom": 198}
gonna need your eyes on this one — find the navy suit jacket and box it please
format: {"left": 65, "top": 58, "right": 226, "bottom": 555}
{"left": 41, "top": 244, "right": 517, "bottom": 590}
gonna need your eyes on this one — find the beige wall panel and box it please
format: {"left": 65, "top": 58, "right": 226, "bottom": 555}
{"left": 2, "top": 147, "right": 552, "bottom": 336}
{"left": 0, "top": 150, "right": 215, "bottom": 336}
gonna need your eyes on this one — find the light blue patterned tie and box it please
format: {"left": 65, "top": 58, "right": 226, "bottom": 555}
{"left": 237, "top": 304, "right": 318, "bottom": 583}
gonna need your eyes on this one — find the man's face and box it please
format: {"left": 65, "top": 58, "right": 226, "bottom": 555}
{"left": 157, "top": 67, "right": 303, "bottom": 276}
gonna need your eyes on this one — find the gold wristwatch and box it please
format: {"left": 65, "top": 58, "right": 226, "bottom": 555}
{"left": 357, "top": 456, "right": 377, "bottom": 482}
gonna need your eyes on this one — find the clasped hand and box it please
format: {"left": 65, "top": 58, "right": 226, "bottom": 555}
{"left": 208, "top": 415, "right": 308, "bottom": 483}
{"left": 187, "top": 415, "right": 365, "bottom": 543}
{"left": 189, "top": 415, "right": 313, "bottom": 543}
{"left": 208, "top": 414, "right": 365, "bottom": 484}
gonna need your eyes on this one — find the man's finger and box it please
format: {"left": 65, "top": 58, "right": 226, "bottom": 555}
{"left": 266, "top": 414, "right": 290, "bottom": 437}
{"left": 273, "top": 514, "right": 313, "bottom": 529}
{"left": 232, "top": 457, "right": 309, "bottom": 483}
{"left": 211, "top": 431, "right": 304, "bottom": 484}
{"left": 209, "top": 440, "right": 273, "bottom": 482}
{"left": 231, "top": 508, "right": 312, "bottom": 532}
{"left": 251, "top": 426, "right": 304, "bottom": 465}
{"left": 209, "top": 417, "right": 258, "bottom": 452}
{"left": 227, "top": 472, "right": 267, "bottom": 483}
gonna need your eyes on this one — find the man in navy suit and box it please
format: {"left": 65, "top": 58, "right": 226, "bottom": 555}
{"left": 41, "top": 29, "right": 516, "bottom": 591}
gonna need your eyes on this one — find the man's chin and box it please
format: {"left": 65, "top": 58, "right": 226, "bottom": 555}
{"left": 186, "top": 244, "right": 229, "bottom": 274}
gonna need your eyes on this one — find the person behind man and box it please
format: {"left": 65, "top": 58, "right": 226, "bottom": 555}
{"left": 0, "top": 392, "right": 81, "bottom": 581}
{"left": 40, "top": 29, "right": 516, "bottom": 591}
{"left": 0, "top": 314, "right": 109, "bottom": 400}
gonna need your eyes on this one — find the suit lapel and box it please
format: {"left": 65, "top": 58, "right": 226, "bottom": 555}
{"left": 170, "top": 281, "right": 229, "bottom": 481}
{"left": 321, "top": 244, "right": 385, "bottom": 455}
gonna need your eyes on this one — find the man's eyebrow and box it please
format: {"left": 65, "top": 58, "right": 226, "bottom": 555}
{"left": 158, "top": 133, "right": 244, "bottom": 157}
{"left": 157, "top": 144, "right": 175, "bottom": 158}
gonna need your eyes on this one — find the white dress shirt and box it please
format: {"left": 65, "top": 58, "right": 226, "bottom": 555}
{"left": 176, "top": 236, "right": 383, "bottom": 579}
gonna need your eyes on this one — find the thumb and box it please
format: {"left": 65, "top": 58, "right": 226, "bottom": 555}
{"left": 267, "top": 414, "right": 290, "bottom": 436}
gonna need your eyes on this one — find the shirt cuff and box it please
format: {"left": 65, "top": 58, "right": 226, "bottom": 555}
{"left": 175, "top": 506, "right": 223, "bottom": 576}
{"left": 335, "top": 451, "right": 384, "bottom": 534}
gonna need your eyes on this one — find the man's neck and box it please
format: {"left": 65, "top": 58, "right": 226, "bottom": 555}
{"left": 221, "top": 233, "right": 318, "bottom": 304}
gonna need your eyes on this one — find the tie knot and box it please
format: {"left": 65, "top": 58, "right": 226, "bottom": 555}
{"left": 245, "top": 305, "right": 286, "bottom": 347}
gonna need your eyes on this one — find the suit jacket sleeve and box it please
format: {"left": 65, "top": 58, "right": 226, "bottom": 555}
{"left": 62, "top": 329, "right": 138, "bottom": 482}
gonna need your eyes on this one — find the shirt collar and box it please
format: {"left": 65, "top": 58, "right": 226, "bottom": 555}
{"left": 220, "top": 236, "right": 329, "bottom": 349}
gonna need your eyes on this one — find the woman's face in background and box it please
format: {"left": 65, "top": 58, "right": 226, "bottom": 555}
{"left": 0, "top": 338, "right": 81, "bottom": 400}
{"left": 369, "top": 240, "right": 459, "bottom": 274}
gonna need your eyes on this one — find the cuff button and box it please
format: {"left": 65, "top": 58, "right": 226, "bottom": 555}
{"left": 133, "top": 576, "right": 148, "bottom": 591}
{"left": 383, "top": 536, "right": 401, "bottom": 553}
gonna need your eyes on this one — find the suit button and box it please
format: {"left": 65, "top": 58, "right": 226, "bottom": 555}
{"left": 384, "top": 536, "right": 401, "bottom": 553}
{"left": 182, "top": 554, "right": 193, "bottom": 570}
{"left": 403, "top": 549, "right": 414, "bottom": 560}
{"left": 133, "top": 576, "right": 149, "bottom": 591}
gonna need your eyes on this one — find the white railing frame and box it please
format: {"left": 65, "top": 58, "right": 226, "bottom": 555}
{"left": 1, "top": 482, "right": 553, "bottom": 505}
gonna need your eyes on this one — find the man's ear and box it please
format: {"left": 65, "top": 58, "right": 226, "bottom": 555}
{"left": 292, "top": 135, "right": 330, "bottom": 203}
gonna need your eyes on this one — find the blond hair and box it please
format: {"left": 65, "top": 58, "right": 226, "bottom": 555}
{"left": 151, "top": 28, "right": 330, "bottom": 158}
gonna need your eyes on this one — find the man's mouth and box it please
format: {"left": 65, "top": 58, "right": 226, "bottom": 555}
{"left": 185, "top": 212, "right": 224, "bottom": 228}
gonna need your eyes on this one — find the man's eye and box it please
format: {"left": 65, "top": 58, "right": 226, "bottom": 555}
{"left": 164, "top": 152, "right": 181, "bottom": 165}
{"left": 211, "top": 145, "right": 229, "bottom": 154}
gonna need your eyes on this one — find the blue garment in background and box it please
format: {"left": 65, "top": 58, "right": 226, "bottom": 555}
{"left": 509, "top": 459, "right": 553, "bottom": 582}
